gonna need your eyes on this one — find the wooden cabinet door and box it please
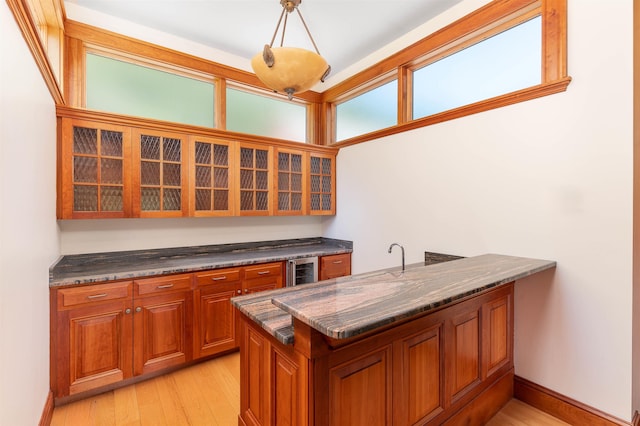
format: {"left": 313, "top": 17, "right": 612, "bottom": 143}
{"left": 133, "top": 275, "right": 193, "bottom": 376}
{"left": 482, "top": 293, "right": 513, "bottom": 378}
{"left": 445, "top": 307, "right": 482, "bottom": 406}
{"left": 395, "top": 324, "right": 445, "bottom": 425}
{"left": 329, "top": 346, "right": 393, "bottom": 426}
{"left": 194, "top": 268, "right": 242, "bottom": 358}
{"left": 237, "top": 143, "right": 273, "bottom": 215}
{"left": 319, "top": 253, "right": 351, "bottom": 280}
{"left": 190, "top": 136, "right": 235, "bottom": 216}
{"left": 54, "top": 281, "right": 133, "bottom": 397}
{"left": 275, "top": 148, "right": 307, "bottom": 215}
{"left": 309, "top": 153, "right": 335, "bottom": 215}
{"left": 131, "top": 128, "right": 189, "bottom": 218}
{"left": 58, "top": 118, "right": 132, "bottom": 219}
{"left": 243, "top": 262, "right": 283, "bottom": 295}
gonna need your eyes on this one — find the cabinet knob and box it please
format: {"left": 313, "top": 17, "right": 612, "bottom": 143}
{"left": 125, "top": 308, "right": 131, "bottom": 314}
{"left": 244, "top": 289, "right": 249, "bottom": 293}
{"left": 237, "top": 289, "right": 242, "bottom": 294}
{"left": 135, "top": 306, "right": 142, "bottom": 313}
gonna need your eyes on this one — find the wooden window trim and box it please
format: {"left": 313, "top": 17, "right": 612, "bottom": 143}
{"left": 6, "top": 0, "right": 64, "bottom": 104}
{"left": 324, "top": 0, "right": 570, "bottom": 148}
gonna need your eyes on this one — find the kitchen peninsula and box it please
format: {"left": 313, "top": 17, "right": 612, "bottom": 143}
{"left": 232, "top": 254, "right": 556, "bottom": 426}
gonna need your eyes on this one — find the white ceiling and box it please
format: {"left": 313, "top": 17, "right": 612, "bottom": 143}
{"left": 63, "top": 0, "right": 465, "bottom": 78}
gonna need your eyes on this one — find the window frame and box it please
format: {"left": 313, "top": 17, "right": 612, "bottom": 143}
{"left": 324, "top": 0, "right": 569, "bottom": 147}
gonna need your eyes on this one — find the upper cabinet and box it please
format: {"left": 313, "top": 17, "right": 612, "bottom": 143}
{"left": 57, "top": 109, "right": 337, "bottom": 219}
{"left": 58, "top": 118, "right": 132, "bottom": 219}
{"left": 132, "top": 128, "right": 189, "bottom": 217}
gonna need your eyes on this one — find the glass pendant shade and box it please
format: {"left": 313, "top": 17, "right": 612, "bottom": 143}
{"left": 251, "top": 47, "right": 328, "bottom": 98}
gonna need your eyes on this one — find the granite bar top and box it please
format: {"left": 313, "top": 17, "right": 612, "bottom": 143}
{"left": 49, "top": 237, "right": 352, "bottom": 287}
{"left": 233, "top": 253, "right": 555, "bottom": 343}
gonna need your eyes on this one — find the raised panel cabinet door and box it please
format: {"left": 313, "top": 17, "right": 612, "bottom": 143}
{"left": 133, "top": 290, "right": 192, "bottom": 376}
{"left": 194, "top": 280, "right": 241, "bottom": 358}
{"left": 329, "top": 346, "right": 393, "bottom": 426}
{"left": 131, "top": 128, "right": 189, "bottom": 218}
{"left": 396, "top": 325, "right": 445, "bottom": 425}
{"left": 271, "top": 347, "right": 304, "bottom": 426}
{"left": 64, "top": 300, "right": 133, "bottom": 396}
{"left": 446, "top": 308, "right": 481, "bottom": 405}
{"left": 59, "top": 118, "right": 132, "bottom": 219}
{"left": 319, "top": 253, "right": 351, "bottom": 280}
{"left": 242, "top": 325, "right": 268, "bottom": 426}
{"left": 482, "top": 292, "right": 513, "bottom": 378}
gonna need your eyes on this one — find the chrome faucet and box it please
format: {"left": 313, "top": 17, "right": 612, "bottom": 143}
{"left": 388, "top": 243, "right": 405, "bottom": 272}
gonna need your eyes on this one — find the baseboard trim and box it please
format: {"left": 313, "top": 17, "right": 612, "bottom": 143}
{"left": 39, "top": 390, "right": 54, "bottom": 426}
{"left": 514, "top": 376, "right": 631, "bottom": 426}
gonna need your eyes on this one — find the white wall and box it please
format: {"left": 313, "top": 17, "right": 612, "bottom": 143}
{"left": 59, "top": 216, "right": 324, "bottom": 254}
{"left": 0, "top": 3, "right": 60, "bottom": 425}
{"left": 324, "top": 0, "right": 634, "bottom": 421}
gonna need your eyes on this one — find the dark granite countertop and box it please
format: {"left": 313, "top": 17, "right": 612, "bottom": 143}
{"left": 49, "top": 237, "right": 352, "bottom": 287}
{"left": 232, "top": 254, "right": 555, "bottom": 343}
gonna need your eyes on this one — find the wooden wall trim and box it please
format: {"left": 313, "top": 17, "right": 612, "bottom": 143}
{"left": 514, "top": 376, "right": 632, "bottom": 426}
{"left": 38, "top": 390, "right": 54, "bottom": 426}
{"left": 633, "top": 411, "right": 639, "bottom": 426}
{"left": 6, "top": 0, "right": 64, "bottom": 104}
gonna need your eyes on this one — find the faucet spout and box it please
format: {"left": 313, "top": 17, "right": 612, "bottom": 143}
{"left": 388, "top": 243, "right": 405, "bottom": 272}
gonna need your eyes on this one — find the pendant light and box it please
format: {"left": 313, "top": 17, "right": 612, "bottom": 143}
{"left": 251, "top": 0, "right": 331, "bottom": 100}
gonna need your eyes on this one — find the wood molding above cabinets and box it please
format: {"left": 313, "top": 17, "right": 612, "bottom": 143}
{"left": 56, "top": 106, "right": 338, "bottom": 219}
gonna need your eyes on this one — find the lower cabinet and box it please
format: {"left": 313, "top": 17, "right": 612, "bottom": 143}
{"left": 238, "top": 283, "right": 513, "bottom": 426}
{"left": 319, "top": 253, "right": 351, "bottom": 280}
{"left": 51, "top": 261, "right": 285, "bottom": 401}
{"left": 194, "top": 267, "right": 242, "bottom": 359}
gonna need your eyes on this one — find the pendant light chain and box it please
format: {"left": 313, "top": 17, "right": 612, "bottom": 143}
{"left": 296, "top": 8, "right": 321, "bottom": 55}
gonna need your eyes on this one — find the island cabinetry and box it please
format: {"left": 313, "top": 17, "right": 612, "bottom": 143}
{"left": 319, "top": 253, "right": 351, "bottom": 280}
{"left": 194, "top": 267, "right": 242, "bottom": 359}
{"left": 243, "top": 262, "right": 284, "bottom": 295}
{"left": 240, "top": 317, "right": 308, "bottom": 426}
{"left": 52, "top": 281, "right": 134, "bottom": 398}
{"left": 237, "top": 283, "right": 514, "bottom": 426}
{"left": 132, "top": 274, "right": 194, "bottom": 375}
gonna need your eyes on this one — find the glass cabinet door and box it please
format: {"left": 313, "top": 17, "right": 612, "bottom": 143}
{"left": 275, "top": 148, "right": 307, "bottom": 215}
{"left": 237, "top": 144, "right": 272, "bottom": 215}
{"left": 132, "top": 129, "right": 188, "bottom": 217}
{"left": 190, "top": 136, "right": 234, "bottom": 216}
{"left": 59, "top": 118, "right": 131, "bottom": 219}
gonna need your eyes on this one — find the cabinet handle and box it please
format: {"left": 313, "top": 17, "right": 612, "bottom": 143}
{"left": 135, "top": 307, "right": 142, "bottom": 313}
{"left": 86, "top": 293, "right": 108, "bottom": 299}
{"left": 258, "top": 271, "right": 270, "bottom": 275}
{"left": 244, "top": 289, "right": 249, "bottom": 293}
{"left": 156, "top": 284, "right": 174, "bottom": 289}
{"left": 332, "top": 260, "right": 343, "bottom": 264}
{"left": 237, "top": 289, "right": 242, "bottom": 294}
{"left": 212, "top": 276, "right": 227, "bottom": 281}
{"left": 125, "top": 308, "right": 131, "bottom": 314}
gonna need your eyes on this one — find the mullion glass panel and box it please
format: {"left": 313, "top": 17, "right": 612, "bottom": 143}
{"left": 413, "top": 17, "right": 541, "bottom": 119}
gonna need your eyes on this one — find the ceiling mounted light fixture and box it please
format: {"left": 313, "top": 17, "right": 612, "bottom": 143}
{"left": 251, "top": 0, "right": 331, "bottom": 100}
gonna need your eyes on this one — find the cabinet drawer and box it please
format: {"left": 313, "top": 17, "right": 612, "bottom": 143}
{"left": 135, "top": 274, "right": 193, "bottom": 296}
{"left": 320, "top": 253, "right": 351, "bottom": 280}
{"left": 244, "top": 262, "right": 282, "bottom": 280}
{"left": 58, "top": 281, "right": 132, "bottom": 309}
{"left": 195, "top": 268, "right": 241, "bottom": 286}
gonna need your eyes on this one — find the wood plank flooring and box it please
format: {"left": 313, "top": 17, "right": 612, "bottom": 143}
{"left": 51, "top": 352, "right": 569, "bottom": 426}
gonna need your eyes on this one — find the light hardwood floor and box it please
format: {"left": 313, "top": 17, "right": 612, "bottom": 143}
{"left": 51, "top": 352, "right": 569, "bottom": 426}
